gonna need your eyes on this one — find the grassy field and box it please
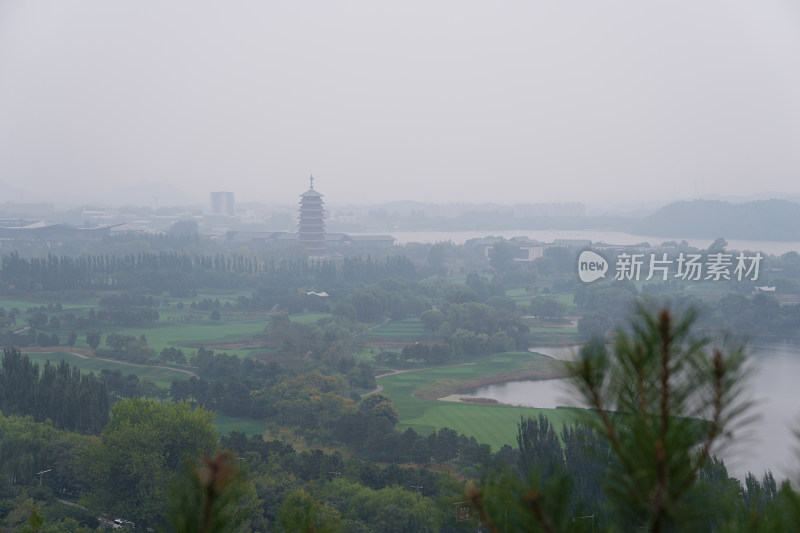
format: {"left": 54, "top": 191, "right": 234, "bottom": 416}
{"left": 361, "top": 318, "right": 429, "bottom": 341}
{"left": 7, "top": 291, "right": 581, "bottom": 445}
{"left": 5, "top": 301, "right": 335, "bottom": 396}
{"left": 401, "top": 403, "right": 577, "bottom": 450}
{"left": 441, "top": 273, "right": 468, "bottom": 284}
{"left": 290, "top": 312, "right": 332, "bottom": 325}
{"left": 505, "top": 288, "right": 533, "bottom": 299}
{"left": 21, "top": 350, "right": 192, "bottom": 388}
{"left": 550, "top": 292, "right": 576, "bottom": 309}
{"left": 104, "top": 318, "right": 268, "bottom": 357}
{"left": 212, "top": 414, "right": 267, "bottom": 437}
{"left": 34, "top": 310, "right": 326, "bottom": 359}
{"left": 377, "top": 351, "right": 576, "bottom": 450}
{"left": 22, "top": 349, "right": 268, "bottom": 437}
{"left": 0, "top": 296, "right": 101, "bottom": 311}
{"left": 507, "top": 290, "right": 578, "bottom": 314}
{"left": 528, "top": 326, "right": 581, "bottom": 344}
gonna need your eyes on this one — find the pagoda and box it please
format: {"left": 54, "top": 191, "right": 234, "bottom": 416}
{"left": 298, "top": 176, "right": 326, "bottom": 254}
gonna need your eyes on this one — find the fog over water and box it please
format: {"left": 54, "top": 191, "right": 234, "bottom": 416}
{"left": 388, "top": 230, "right": 800, "bottom": 256}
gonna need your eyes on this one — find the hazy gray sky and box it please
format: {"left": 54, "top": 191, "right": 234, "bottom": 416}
{"left": 2, "top": 1, "right": 799, "bottom": 207}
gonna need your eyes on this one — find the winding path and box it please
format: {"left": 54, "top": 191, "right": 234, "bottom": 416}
{"left": 362, "top": 317, "right": 392, "bottom": 333}
{"left": 361, "top": 363, "right": 476, "bottom": 397}
{"left": 21, "top": 348, "right": 199, "bottom": 378}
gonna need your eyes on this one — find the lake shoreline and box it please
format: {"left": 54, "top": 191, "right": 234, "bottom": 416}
{"left": 418, "top": 360, "right": 570, "bottom": 402}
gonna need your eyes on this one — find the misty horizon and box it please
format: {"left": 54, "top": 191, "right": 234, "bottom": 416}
{"left": 2, "top": 177, "right": 800, "bottom": 215}
{"left": 2, "top": 1, "right": 800, "bottom": 209}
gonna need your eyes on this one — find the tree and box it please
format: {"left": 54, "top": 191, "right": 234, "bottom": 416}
{"left": 169, "top": 219, "right": 199, "bottom": 236}
{"left": 163, "top": 450, "right": 260, "bottom": 533}
{"left": 529, "top": 297, "right": 566, "bottom": 320}
{"left": 36, "top": 333, "right": 50, "bottom": 347}
{"left": 27, "top": 311, "right": 48, "bottom": 328}
{"left": 420, "top": 309, "right": 445, "bottom": 335}
{"left": 277, "top": 489, "right": 344, "bottom": 533}
{"left": 577, "top": 311, "right": 612, "bottom": 339}
{"left": 268, "top": 312, "right": 292, "bottom": 334}
{"left": 0, "top": 349, "right": 109, "bottom": 433}
{"left": 359, "top": 393, "right": 399, "bottom": 427}
{"left": 210, "top": 309, "right": 220, "bottom": 321}
{"left": 316, "top": 479, "right": 443, "bottom": 532}
{"left": 568, "top": 305, "right": 752, "bottom": 531}
{"left": 85, "top": 331, "right": 101, "bottom": 351}
{"left": 83, "top": 399, "right": 218, "bottom": 527}
{"left": 708, "top": 237, "right": 728, "bottom": 254}
{"left": 516, "top": 414, "right": 563, "bottom": 481}
{"left": 431, "top": 427, "right": 458, "bottom": 464}
{"left": 427, "top": 243, "right": 446, "bottom": 273}
{"left": 468, "top": 304, "right": 755, "bottom": 532}
{"left": 67, "top": 330, "right": 77, "bottom": 347}
{"left": 332, "top": 302, "right": 357, "bottom": 322}
{"left": 104, "top": 333, "right": 155, "bottom": 362}
{"left": 489, "top": 241, "right": 515, "bottom": 274}
{"left": 160, "top": 347, "right": 186, "bottom": 366}
{"left": 20, "top": 505, "right": 44, "bottom": 533}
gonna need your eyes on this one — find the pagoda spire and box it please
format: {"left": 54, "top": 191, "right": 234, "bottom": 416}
{"left": 299, "top": 176, "right": 325, "bottom": 255}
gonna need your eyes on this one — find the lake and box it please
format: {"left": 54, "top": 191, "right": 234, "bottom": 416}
{"left": 397, "top": 228, "right": 800, "bottom": 479}
{"left": 465, "top": 343, "right": 800, "bottom": 481}
{"left": 388, "top": 230, "right": 800, "bottom": 256}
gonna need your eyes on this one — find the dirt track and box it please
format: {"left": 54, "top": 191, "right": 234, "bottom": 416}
{"left": 21, "top": 347, "right": 199, "bottom": 378}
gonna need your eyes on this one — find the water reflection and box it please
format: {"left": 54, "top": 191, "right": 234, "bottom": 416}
{"left": 470, "top": 378, "right": 583, "bottom": 410}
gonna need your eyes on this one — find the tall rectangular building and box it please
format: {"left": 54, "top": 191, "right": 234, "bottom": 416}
{"left": 210, "top": 192, "right": 235, "bottom": 215}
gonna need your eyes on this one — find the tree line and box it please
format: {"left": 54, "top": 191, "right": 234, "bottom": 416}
{"left": 0, "top": 347, "right": 109, "bottom": 434}
{"left": 0, "top": 251, "right": 417, "bottom": 293}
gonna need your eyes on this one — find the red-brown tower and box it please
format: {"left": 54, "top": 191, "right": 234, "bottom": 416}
{"left": 298, "top": 176, "right": 326, "bottom": 254}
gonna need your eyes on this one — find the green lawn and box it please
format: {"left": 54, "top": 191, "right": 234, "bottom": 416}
{"left": 289, "top": 312, "right": 332, "bottom": 325}
{"left": 0, "top": 297, "right": 94, "bottom": 312}
{"left": 527, "top": 327, "right": 581, "bottom": 344}
{"left": 441, "top": 273, "right": 468, "bottom": 284}
{"left": 362, "top": 318, "right": 429, "bottom": 340}
{"left": 105, "top": 311, "right": 328, "bottom": 358}
{"left": 505, "top": 288, "right": 533, "bottom": 298}
{"left": 21, "top": 350, "right": 192, "bottom": 388}
{"left": 511, "top": 291, "right": 578, "bottom": 314}
{"left": 400, "top": 403, "right": 577, "bottom": 450}
{"left": 99, "top": 318, "right": 266, "bottom": 357}
{"left": 213, "top": 414, "right": 267, "bottom": 437}
{"left": 3, "top": 302, "right": 332, "bottom": 364}
{"left": 377, "top": 351, "right": 575, "bottom": 450}
{"left": 349, "top": 346, "right": 383, "bottom": 362}
{"left": 0, "top": 289, "right": 332, "bottom": 356}
{"left": 551, "top": 292, "right": 576, "bottom": 307}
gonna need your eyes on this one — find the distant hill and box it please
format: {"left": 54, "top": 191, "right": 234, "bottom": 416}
{"left": 635, "top": 199, "right": 800, "bottom": 241}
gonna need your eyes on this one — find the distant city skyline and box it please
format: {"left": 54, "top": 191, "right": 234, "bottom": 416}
{"left": 2, "top": 177, "right": 800, "bottom": 214}
{"left": 2, "top": 2, "right": 799, "bottom": 208}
